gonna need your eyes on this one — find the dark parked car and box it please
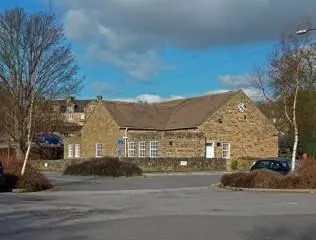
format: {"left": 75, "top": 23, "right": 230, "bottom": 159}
{"left": 250, "top": 159, "right": 291, "bottom": 175}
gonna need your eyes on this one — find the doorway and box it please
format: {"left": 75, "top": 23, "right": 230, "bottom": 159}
{"left": 206, "top": 142, "right": 215, "bottom": 159}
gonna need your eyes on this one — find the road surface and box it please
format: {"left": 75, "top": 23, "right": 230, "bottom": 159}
{"left": 44, "top": 172, "right": 222, "bottom": 191}
{"left": 1, "top": 174, "right": 316, "bottom": 239}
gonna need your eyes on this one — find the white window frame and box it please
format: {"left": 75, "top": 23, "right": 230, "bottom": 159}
{"left": 75, "top": 144, "right": 80, "bottom": 158}
{"left": 80, "top": 113, "right": 85, "bottom": 120}
{"left": 222, "top": 143, "right": 231, "bottom": 159}
{"left": 67, "top": 106, "right": 74, "bottom": 112}
{"left": 67, "top": 113, "right": 74, "bottom": 121}
{"left": 96, "top": 143, "right": 103, "bottom": 157}
{"left": 127, "top": 141, "right": 136, "bottom": 158}
{"left": 139, "top": 141, "right": 146, "bottom": 158}
{"left": 149, "top": 141, "right": 158, "bottom": 158}
{"left": 68, "top": 144, "right": 74, "bottom": 158}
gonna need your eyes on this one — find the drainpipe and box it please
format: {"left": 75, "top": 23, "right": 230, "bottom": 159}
{"left": 123, "top": 128, "right": 128, "bottom": 158}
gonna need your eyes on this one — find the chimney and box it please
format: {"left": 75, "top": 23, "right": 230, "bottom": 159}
{"left": 66, "top": 96, "right": 75, "bottom": 103}
{"left": 97, "top": 95, "right": 103, "bottom": 101}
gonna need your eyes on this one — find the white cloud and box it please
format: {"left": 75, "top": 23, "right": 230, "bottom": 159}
{"left": 113, "top": 94, "right": 184, "bottom": 103}
{"left": 206, "top": 89, "right": 231, "bottom": 95}
{"left": 64, "top": 8, "right": 169, "bottom": 81}
{"left": 242, "top": 87, "right": 264, "bottom": 101}
{"left": 111, "top": 89, "right": 263, "bottom": 103}
{"left": 219, "top": 74, "right": 254, "bottom": 89}
{"left": 207, "top": 87, "right": 263, "bottom": 101}
{"left": 64, "top": 9, "right": 101, "bottom": 43}
{"left": 217, "top": 74, "right": 264, "bottom": 101}
{"left": 57, "top": 0, "right": 316, "bottom": 80}
{"left": 87, "top": 47, "right": 167, "bottom": 81}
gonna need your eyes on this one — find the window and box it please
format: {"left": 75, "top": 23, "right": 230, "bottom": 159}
{"left": 150, "top": 141, "right": 158, "bottom": 158}
{"left": 139, "top": 141, "right": 146, "bottom": 158}
{"left": 80, "top": 113, "right": 85, "bottom": 120}
{"left": 67, "top": 106, "right": 74, "bottom": 112}
{"left": 67, "top": 113, "right": 74, "bottom": 121}
{"left": 96, "top": 143, "right": 103, "bottom": 157}
{"left": 222, "top": 143, "right": 231, "bottom": 159}
{"left": 128, "top": 142, "right": 136, "bottom": 157}
{"left": 68, "top": 144, "right": 74, "bottom": 158}
{"left": 75, "top": 144, "right": 80, "bottom": 158}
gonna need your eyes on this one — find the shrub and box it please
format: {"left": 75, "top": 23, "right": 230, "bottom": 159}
{"left": 250, "top": 170, "right": 282, "bottom": 188}
{"left": 221, "top": 170, "right": 281, "bottom": 189}
{"left": 63, "top": 158, "right": 143, "bottom": 177}
{"left": 221, "top": 172, "right": 254, "bottom": 188}
{"left": 298, "top": 159, "right": 316, "bottom": 188}
{"left": 1, "top": 159, "right": 52, "bottom": 192}
{"left": 119, "top": 161, "right": 143, "bottom": 177}
{"left": 276, "top": 175, "right": 302, "bottom": 189}
{"left": 221, "top": 159, "right": 316, "bottom": 189}
{"left": 230, "top": 160, "right": 238, "bottom": 170}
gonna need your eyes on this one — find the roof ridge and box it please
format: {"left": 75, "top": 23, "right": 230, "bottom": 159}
{"left": 157, "top": 90, "right": 236, "bottom": 104}
{"left": 101, "top": 90, "right": 237, "bottom": 105}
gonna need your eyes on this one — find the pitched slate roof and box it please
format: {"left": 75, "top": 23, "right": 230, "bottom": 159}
{"left": 102, "top": 90, "right": 239, "bottom": 130}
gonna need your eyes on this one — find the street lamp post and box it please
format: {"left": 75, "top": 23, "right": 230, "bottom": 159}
{"left": 292, "top": 26, "right": 315, "bottom": 171}
{"left": 296, "top": 28, "right": 316, "bottom": 35}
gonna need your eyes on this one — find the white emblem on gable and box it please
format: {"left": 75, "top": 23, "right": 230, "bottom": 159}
{"left": 238, "top": 102, "right": 246, "bottom": 113}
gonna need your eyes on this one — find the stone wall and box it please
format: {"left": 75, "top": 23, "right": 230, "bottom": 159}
{"left": 126, "top": 157, "right": 226, "bottom": 172}
{"left": 81, "top": 103, "right": 122, "bottom": 158}
{"left": 64, "top": 135, "right": 81, "bottom": 159}
{"left": 32, "top": 159, "right": 86, "bottom": 172}
{"left": 31, "top": 157, "right": 227, "bottom": 173}
{"left": 199, "top": 91, "right": 279, "bottom": 159}
{"left": 227, "top": 158, "right": 257, "bottom": 171}
{"left": 126, "top": 129, "right": 206, "bottom": 158}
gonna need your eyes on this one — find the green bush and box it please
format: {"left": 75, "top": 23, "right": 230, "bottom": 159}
{"left": 2, "top": 160, "right": 52, "bottom": 192}
{"left": 236, "top": 157, "right": 257, "bottom": 171}
{"left": 230, "top": 160, "right": 238, "bottom": 170}
{"left": 63, "top": 158, "right": 143, "bottom": 177}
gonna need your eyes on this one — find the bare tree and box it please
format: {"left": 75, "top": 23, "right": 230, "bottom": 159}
{"left": 0, "top": 8, "right": 82, "bottom": 174}
{"left": 254, "top": 28, "right": 316, "bottom": 171}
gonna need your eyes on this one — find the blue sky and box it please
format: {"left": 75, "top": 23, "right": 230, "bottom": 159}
{"left": 1, "top": 0, "right": 315, "bottom": 102}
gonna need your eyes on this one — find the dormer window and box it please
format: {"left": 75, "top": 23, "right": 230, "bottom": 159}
{"left": 67, "top": 106, "right": 74, "bottom": 112}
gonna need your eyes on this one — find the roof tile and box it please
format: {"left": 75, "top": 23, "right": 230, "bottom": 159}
{"left": 102, "top": 91, "right": 238, "bottom": 130}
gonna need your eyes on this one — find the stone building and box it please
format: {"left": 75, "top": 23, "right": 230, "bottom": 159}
{"left": 51, "top": 97, "right": 90, "bottom": 126}
{"left": 64, "top": 90, "right": 279, "bottom": 160}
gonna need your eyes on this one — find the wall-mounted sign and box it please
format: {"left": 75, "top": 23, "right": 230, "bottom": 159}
{"left": 180, "top": 161, "right": 188, "bottom": 166}
{"left": 117, "top": 139, "right": 124, "bottom": 157}
{"left": 238, "top": 102, "right": 246, "bottom": 113}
